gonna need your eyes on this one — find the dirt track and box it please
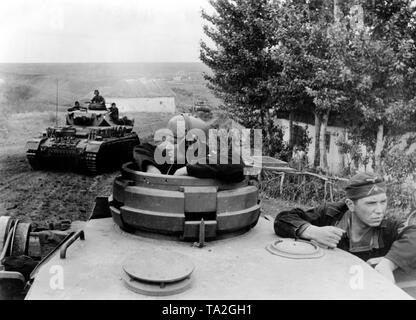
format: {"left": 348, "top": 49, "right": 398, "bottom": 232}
{"left": 0, "top": 144, "right": 117, "bottom": 227}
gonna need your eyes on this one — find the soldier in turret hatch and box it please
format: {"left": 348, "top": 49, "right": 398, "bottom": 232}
{"left": 133, "top": 114, "right": 244, "bottom": 183}
{"left": 90, "top": 89, "right": 106, "bottom": 110}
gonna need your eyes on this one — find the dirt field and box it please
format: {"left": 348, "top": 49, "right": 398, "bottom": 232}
{"left": 0, "top": 111, "right": 173, "bottom": 229}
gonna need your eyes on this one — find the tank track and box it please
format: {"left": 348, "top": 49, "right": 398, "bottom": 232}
{"left": 26, "top": 151, "right": 42, "bottom": 170}
{"left": 26, "top": 134, "right": 139, "bottom": 174}
{"left": 85, "top": 152, "right": 98, "bottom": 174}
{"left": 83, "top": 134, "right": 139, "bottom": 175}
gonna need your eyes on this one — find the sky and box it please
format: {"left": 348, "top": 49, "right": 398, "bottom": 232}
{"left": 0, "top": 0, "right": 214, "bottom": 63}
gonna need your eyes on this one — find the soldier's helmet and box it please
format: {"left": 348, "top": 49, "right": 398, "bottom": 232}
{"left": 161, "top": 114, "right": 209, "bottom": 163}
{"left": 167, "top": 114, "right": 208, "bottom": 144}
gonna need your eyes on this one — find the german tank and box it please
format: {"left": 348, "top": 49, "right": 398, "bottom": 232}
{"left": 25, "top": 105, "right": 140, "bottom": 174}
{"left": 21, "top": 158, "right": 415, "bottom": 300}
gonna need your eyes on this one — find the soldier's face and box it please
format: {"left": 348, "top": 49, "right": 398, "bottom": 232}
{"left": 352, "top": 193, "right": 388, "bottom": 227}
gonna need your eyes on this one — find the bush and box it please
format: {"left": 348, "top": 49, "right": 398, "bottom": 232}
{"left": 384, "top": 148, "right": 416, "bottom": 215}
{"left": 260, "top": 171, "right": 346, "bottom": 206}
{"left": 262, "top": 120, "right": 292, "bottom": 161}
{"left": 260, "top": 146, "right": 416, "bottom": 216}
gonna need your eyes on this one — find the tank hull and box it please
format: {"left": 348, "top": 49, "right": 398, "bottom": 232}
{"left": 25, "top": 217, "right": 412, "bottom": 300}
{"left": 22, "top": 156, "right": 416, "bottom": 300}
{"left": 26, "top": 131, "right": 140, "bottom": 174}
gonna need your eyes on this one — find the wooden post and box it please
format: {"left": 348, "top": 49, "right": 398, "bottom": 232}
{"left": 280, "top": 173, "right": 285, "bottom": 196}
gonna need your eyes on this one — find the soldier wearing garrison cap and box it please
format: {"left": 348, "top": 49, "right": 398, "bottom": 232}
{"left": 274, "top": 172, "right": 416, "bottom": 283}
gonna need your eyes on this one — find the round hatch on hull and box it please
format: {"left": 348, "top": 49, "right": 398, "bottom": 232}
{"left": 121, "top": 248, "right": 194, "bottom": 296}
{"left": 266, "top": 239, "right": 324, "bottom": 259}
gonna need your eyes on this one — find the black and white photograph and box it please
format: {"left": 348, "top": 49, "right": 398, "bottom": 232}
{"left": 0, "top": 0, "right": 416, "bottom": 306}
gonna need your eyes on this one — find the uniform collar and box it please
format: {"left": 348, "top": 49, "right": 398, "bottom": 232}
{"left": 378, "top": 219, "right": 388, "bottom": 229}
{"left": 336, "top": 210, "right": 385, "bottom": 252}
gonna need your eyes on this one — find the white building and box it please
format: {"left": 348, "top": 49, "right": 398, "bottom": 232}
{"left": 275, "top": 117, "right": 373, "bottom": 175}
{"left": 85, "top": 79, "right": 176, "bottom": 113}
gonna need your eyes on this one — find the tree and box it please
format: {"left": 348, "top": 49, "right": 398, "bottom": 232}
{"left": 345, "top": 0, "right": 416, "bottom": 172}
{"left": 200, "top": 0, "right": 284, "bottom": 156}
{"left": 201, "top": 0, "right": 416, "bottom": 173}
{"left": 270, "top": 0, "right": 357, "bottom": 170}
{"left": 272, "top": 0, "right": 416, "bottom": 172}
{"left": 268, "top": 1, "right": 319, "bottom": 162}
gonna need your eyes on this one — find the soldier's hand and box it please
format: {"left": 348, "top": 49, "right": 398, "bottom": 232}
{"left": 146, "top": 165, "right": 161, "bottom": 174}
{"left": 366, "top": 257, "right": 383, "bottom": 267}
{"left": 373, "top": 258, "right": 397, "bottom": 283}
{"left": 301, "top": 225, "right": 345, "bottom": 249}
{"left": 173, "top": 167, "right": 188, "bottom": 176}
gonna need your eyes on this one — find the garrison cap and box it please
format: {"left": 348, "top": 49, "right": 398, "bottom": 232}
{"left": 345, "top": 172, "right": 386, "bottom": 200}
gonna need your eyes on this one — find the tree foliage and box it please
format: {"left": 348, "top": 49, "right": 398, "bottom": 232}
{"left": 200, "top": 0, "right": 286, "bottom": 156}
{"left": 346, "top": 1, "right": 416, "bottom": 147}
{"left": 201, "top": 0, "right": 416, "bottom": 171}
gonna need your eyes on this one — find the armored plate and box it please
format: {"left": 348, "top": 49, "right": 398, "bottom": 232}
{"left": 11, "top": 222, "right": 31, "bottom": 256}
{"left": 266, "top": 239, "right": 324, "bottom": 259}
{"left": 0, "top": 216, "right": 12, "bottom": 252}
{"left": 8, "top": 221, "right": 18, "bottom": 257}
{"left": 26, "top": 218, "right": 412, "bottom": 300}
{"left": 122, "top": 249, "right": 194, "bottom": 283}
{"left": 111, "top": 163, "right": 261, "bottom": 239}
{"left": 0, "top": 271, "right": 26, "bottom": 300}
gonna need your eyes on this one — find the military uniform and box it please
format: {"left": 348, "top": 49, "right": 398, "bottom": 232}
{"left": 91, "top": 94, "right": 106, "bottom": 106}
{"left": 67, "top": 106, "right": 81, "bottom": 112}
{"left": 274, "top": 173, "right": 416, "bottom": 272}
{"left": 133, "top": 114, "right": 245, "bottom": 182}
{"left": 133, "top": 142, "right": 245, "bottom": 183}
{"left": 68, "top": 102, "right": 82, "bottom": 112}
{"left": 108, "top": 105, "right": 119, "bottom": 123}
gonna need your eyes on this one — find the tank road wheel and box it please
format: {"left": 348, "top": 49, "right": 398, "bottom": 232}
{"left": 94, "top": 142, "right": 117, "bottom": 173}
{"left": 26, "top": 151, "right": 42, "bottom": 170}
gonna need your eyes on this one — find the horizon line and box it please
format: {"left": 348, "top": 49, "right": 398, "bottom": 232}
{"left": 0, "top": 61, "right": 204, "bottom": 64}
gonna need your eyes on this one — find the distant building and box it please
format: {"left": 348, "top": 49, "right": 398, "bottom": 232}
{"left": 275, "top": 112, "right": 373, "bottom": 175}
{"left": 85, "top": 79, "right": 176, "bottom": 113}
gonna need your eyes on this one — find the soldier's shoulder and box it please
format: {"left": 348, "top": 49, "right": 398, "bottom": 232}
{"left": 316, "top": 201, "right": 348, "bottom": 217}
